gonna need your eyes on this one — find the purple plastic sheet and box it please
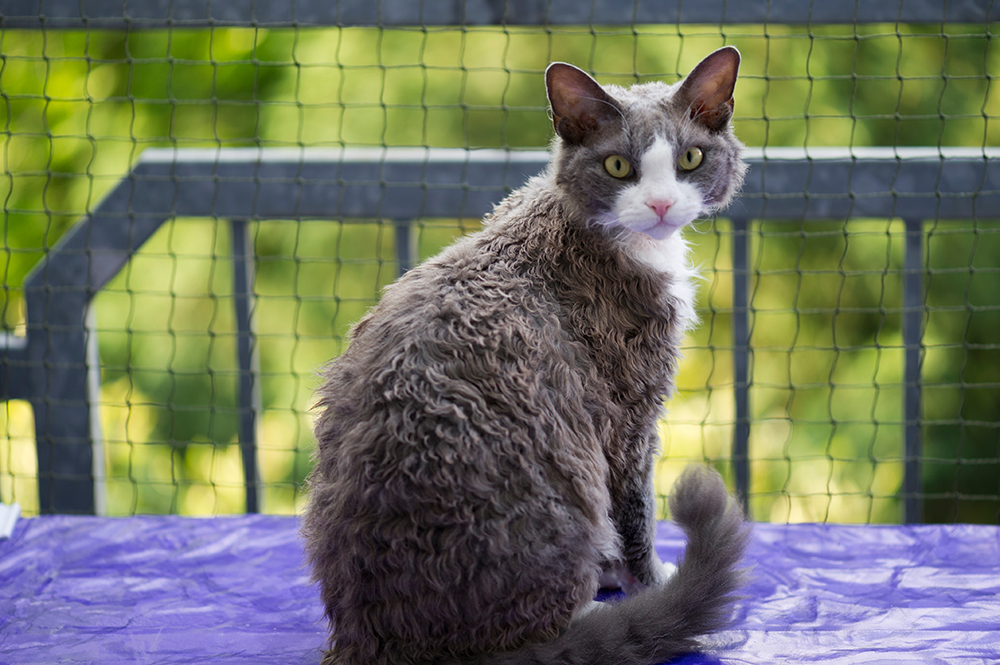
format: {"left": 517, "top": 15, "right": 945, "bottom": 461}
{"left": 1, "top": 516, "right": 998, "bottom": 664}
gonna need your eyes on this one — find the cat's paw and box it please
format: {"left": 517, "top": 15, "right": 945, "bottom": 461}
{"left": 598, "top": 561, "right": 635, "bottom": 590}
{"left": 599, "top": 559, "right": 677, "bottom": 594}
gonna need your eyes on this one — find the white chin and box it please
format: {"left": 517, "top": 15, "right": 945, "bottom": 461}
{"left": 636, "top": 220, "right": 684, "bottom": 240}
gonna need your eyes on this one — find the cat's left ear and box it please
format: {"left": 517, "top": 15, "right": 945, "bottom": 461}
{"left": 676, "top": 46, "right": 741, "bottom": 132}
{"left": 546, "top": 63, "right": 622, "bottom": 145}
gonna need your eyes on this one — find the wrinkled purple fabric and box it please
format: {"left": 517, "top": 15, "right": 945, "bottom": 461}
{"left": 1, "top": 516, "right": 997, "bottom": 664}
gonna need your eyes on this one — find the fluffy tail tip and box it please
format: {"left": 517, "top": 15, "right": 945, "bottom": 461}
{"left": 668, "top": 464, "right": 752, "bottom": 602}
{"left": 669, "top": 464, "right": 746, "bottom": 530}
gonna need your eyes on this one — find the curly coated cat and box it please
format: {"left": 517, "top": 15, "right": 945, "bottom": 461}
{"left": 304, "top": 46, "right": 752, "bottom": 665}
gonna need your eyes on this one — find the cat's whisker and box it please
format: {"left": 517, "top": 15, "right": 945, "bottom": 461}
{"left": 688, "top": 218, "right": 715, "bottom": 236}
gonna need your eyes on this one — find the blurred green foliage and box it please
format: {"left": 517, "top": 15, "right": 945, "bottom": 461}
{"left": 1, "top": 22, "right": 997, "bottom": 522}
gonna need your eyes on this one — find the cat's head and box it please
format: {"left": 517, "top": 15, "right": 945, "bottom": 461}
{"left": 545, "top": 47, "right": 746, "bottom": 241}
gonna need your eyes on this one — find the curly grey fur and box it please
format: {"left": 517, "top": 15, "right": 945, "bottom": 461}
{"left": 303, "top": 47, "right": 749, "bottom": 665}
{"left": 466, "top": 466, "right": 751, "bottom": 665}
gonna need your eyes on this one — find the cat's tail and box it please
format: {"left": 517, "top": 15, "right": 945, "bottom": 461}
{"left": 469, "top": 465, "right": 751, "bottom": 665}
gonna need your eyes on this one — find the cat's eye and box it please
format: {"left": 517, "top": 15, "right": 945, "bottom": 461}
{"left": 678, "top": 147, "right": 704, "bottom": 171}
{"left": 603, "top": 155, "right": 632, "bottom": 179}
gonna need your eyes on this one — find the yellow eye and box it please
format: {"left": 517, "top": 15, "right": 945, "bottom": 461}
{"left": 603, "top": 155, "right": 632, "bottom": 179}
{"left": 678, "top": 147, "right": 704, "bottom": 171}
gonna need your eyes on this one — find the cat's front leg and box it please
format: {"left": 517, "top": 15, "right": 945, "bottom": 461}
{"left": 611, "top": 446, "right": 672, "bottom": 593}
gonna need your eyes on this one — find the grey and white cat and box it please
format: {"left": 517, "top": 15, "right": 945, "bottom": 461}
{"left": 304, "top": 46, "right": 750, "bottom": 665}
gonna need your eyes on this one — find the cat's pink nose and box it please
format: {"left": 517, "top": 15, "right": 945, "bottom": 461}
{"left": 647, "top": 199, "right": 673, "bottom": 219}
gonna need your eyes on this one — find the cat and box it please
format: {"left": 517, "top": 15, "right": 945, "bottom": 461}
{"left": 303, "top": 46, "right": 751, "bottom": 665}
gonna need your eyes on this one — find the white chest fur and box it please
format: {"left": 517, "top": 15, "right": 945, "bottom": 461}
{"left": 625, "top": 230, "right": 700, "bottom": 334}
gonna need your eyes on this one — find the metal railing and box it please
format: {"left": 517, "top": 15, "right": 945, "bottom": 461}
{"left": 4, "top": 146, "right": 998, "bottom": 518}
{"left": 2, "top": 0, "right": 998, "bottom": 519}
{"left": 2, "top": 0, "right": 996, "bottom": 27}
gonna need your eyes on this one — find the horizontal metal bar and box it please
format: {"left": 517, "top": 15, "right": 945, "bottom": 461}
{"left": 139, "top": 146, "right": 1000, "bottom": 164}
{"left": 2, "top": 0, "right": 996, "bottom": 29}
{"left": 83, "top": 146, "right": 999, "bottom": 231}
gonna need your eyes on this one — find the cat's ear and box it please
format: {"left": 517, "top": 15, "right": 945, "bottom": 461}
{"left": 676, "top": 46, "right": 740, "bottom": 132}
{"left": 545, "top": 63, "right": 622, "bottom": 145}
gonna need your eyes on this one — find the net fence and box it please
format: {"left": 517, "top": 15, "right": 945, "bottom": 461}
{"left": 1, "top": 3, "right": 998, "bottom": 523}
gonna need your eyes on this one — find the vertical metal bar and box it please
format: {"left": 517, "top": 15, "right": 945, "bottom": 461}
{"left": 231, "top": 219, "right": 260, "bottom": 514}
{"left": 25, "top": 279, "right": 95, "bottom": 514}
{"left": 731, "top": 217, "right": 751, "bottom": 516}
{"left": 85, "top": 305, "right": 107, "bottom": 516}
{"left": 395, "top": 219, "right": 414, "bottom": 276}
{"left": 903, "top": 218, "right": 924, "bottom": 524}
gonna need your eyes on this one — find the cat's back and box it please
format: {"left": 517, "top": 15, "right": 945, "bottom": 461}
{"left": 328, "top": 188, "right": 560, "bottom": 387}
{"left": 320, "top": 176, "right": 571, "bottom": 405}
{"left": 304, "top": 179, "right": 615, "bottom": 663}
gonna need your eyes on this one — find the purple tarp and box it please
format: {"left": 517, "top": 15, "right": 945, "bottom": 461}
{"left": 1, "top": 516, "right": 998, "bottom": 664}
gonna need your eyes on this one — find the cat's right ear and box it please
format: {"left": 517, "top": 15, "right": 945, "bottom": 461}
{"left": 545, "top": 63, "right": 621, "bottom": 145}
{"left": 676, "top": 46, "right": 741, "bottom": 132}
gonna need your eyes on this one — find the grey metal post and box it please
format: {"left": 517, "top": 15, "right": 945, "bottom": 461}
{"left": 731, "top": 216, "right": 751, "bottom": 516}
{"left": 0, "top": 335, "right": 29, "bottom": 403}
{"left": 18, "top": 169, "right": 177, "bottom": 513}
{"left": 395, "top": 220, "right": 414, "bottom": 275}
{"left": 24, "top": 279, "right": 94, "bottom": 514}
{"left": 903, "top": 218, "right": 924, "bottom": 524}
{"left": 231, "top": 219, "right": 261, "bottom": 514}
